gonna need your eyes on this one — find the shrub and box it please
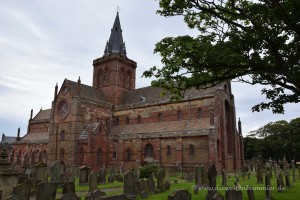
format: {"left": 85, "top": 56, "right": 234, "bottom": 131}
{"left": 140, "top": 164, "right": 159, "bottom": 179}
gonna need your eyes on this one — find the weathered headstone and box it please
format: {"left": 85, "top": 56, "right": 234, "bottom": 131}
{"left": 147, "top": 174, "right": 155, "bottom": 193}
{"left": 277, "top": 171, "right": 284, "bottom": 192}
{"left": 51, "top": 160, "right": 65, "bottom": 183}
{"left": 79, "top": 166, "right": 89, "bottom": 184}
{"left": 285, "top": 170, "right": 291, "bottom": 187}
{"left": 36, "top": 182, "right": 57, "bottom": 200}
{"left": 265, "top": 174, "right": 272, "bottom": 200}
{"left": 140, "top": 191, "right": 148, "bottom": 199}
{"left": 0, "top": 168, "right": 22, "bottom": 200}
{"left": 11, "top": 183, "right": 31, "bottom": 200}
{"left": 34, "top": 162, "right": 47, "bottom": 181}
{"left": 168, "top": 190, "right": 191, "bottom": 200}
{"left": 88, "top": 172, "right": 98, "bottom": 192}
{"left": 206, "top": 164, "right": 224, "bottom": 200}
{"left": 123, "top": 171, "right": 135, "bottom": 198}
{"left": 292, "top": 163, "right": 296, "bottom": 182}
{"left": 97, "top": 168, "right": 105, "bottom": 184}
{"left": 107, "top": 174, "right": 114, "bottom": 183}
{"left": 62, "top": 182, "right": 75, "bottom": 194}
{"left": 61, "top": 173, "right": 70, "bottom": 184}
{"left": 195, "top": 165, "right": 205, "bottom": 186}
{"left": 165, "top": 181, "right": 171, "bottom": 190}
{"left": 247, "top": 187, "right": 255, "bottom": 200}
{"left": 256, "top": 161, "right": 263, "bottom": 184}
{"left": 274, "top": 163, "right": 278, "bottom": 178}
{"left": 225, "top": 188, "right": 236, "bottom": 200}
{"left": 139, "top": 179, "right": 148, "bottom": 193}
{"left": 156, "top": 169, "right": 165, "bottom": 192}
{"left": 221, "top": 169, "right": 227, "bottom": 186}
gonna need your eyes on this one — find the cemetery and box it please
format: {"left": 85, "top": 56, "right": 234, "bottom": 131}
{"left": 0, "top": 146, "right": 299, "bottom": 200}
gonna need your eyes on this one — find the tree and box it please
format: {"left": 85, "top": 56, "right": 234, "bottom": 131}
{"left": 243, "top": 136, "right": 261, "bottom": 160}
{"left": 250, "top": 118, "right": 300, "bottom": 161}
{"left": 143, "top": 0, "right": 300, "bottom": 113}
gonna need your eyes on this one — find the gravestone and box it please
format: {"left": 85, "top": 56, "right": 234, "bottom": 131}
{"left": 36, "top": 182, "right": 57, "bottom": 200}
{"left": 62, "top": 182, "right": 75, "bottom": 194}
{"left": 165, "top": 181, "right": 171, "bottom": 190}
{"left": 147, "top": 174, "right": 155, "bottom": 193}
{"left": 107, "top": 174, "right": 114, "bottom": 183}
{"left": 168, "top": 190, "right": 191, "bottom": 200}
{"left": 256, "top": 161, "right": 263, "bottom": 184}
{"left": 34, "top": 162, "right": 47, "bottom": 181}
{"left": 292, "top": 163, "right": 296, "bottom": 182}
{"left": 285, "top": 170, "right": 291, "bottom": 187}
{"left": 277, "top": 172, "right": 284, "bottom": 192}
{"left": 123, "top": 171, "right": 135, "bottom": 198}
{"left": 225, "top": 188, "right": 236, "bottom": 200}
{"left": 88, "top": 172, "right": 98, "bottom": 192}
{"left": 247, "top": 187, "right": 255, "bottom": 200}
{"left": 221, "top": 169, "right": 227, "bottom": 186}
{"left": 79, "top": 166, "right": 89, "bottom": 184}
{"left": 265, "top": 174, "right": 272, "bottom": 200}
{"left": 247, "top": 172, "right": 251, "bottom": 180}
{"left": 156, "top": 169, "right": 165, "bottom": 192}
{"left": 61, "top": 173, "right": 70, "bottom": 184}
{"left": 139, "top": 179, "right": 148, "bottom": 193}
{"left": 98, "top": 168, "right": 106, "bottom": 184}
{"left": 17, "top": 175, "right": 28, "bottom": 184}
{"left": 51, "top": 160, "right": 65, "bottom": 183}
{"left": 236, "top": 190, "right": 242, "bottom": 200}
{"left": 0, "top": 168, "right": 22, "bottom": 200}
{"left": 195, "top": 165, "right": 205, "bottom": 186}
{"left": 12, "top": 183, "right": 31, "bottom": 200}
{"left": 140, "top": 191, "right": 148, "bottom": 199}
{"left": 206, "top": 164, "right": 224, "bottom": 200}
{"left": 274, "top": 163, "right": 278, "bottom": 178}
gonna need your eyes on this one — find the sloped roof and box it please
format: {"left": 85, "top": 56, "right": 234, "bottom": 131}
{"left": 1, "top": 135, "right": 16, "bottom": 144}
{"left": 118, "top": 86, "right": 216, "bottom": 109}
{"left": 111, "top": 118, "right": 211, "bottom": 136}
{"left": 33, "top": 109, "right": 51, "bottom": 121}
{"left": 15, "top": 132, "right": 49, "bottom": 144}
{"left": 65, "top": 79, "right": 109, "bottom": 104}
{"left": 79, "top": 122, "right": 100, "bottom": 140}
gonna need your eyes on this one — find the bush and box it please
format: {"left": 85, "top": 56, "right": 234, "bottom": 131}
{"left": 140, "top": 164, "right": 159, "bottom": 179}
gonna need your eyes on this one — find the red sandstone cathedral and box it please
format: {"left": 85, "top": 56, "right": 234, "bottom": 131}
{"left": 11, "top": 13, "right": 244, "bottom": 172}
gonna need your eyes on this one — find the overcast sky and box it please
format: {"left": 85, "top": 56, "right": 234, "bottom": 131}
{"left": 0, "top": 0, "right": 299, "bottom": 138}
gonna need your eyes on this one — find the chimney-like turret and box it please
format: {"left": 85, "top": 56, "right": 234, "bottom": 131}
{"left": 238, "top": 118, "right": 242, "bottom": 135}
{"left": 54, "top": 83, "right": 58, "bottom": 101}
{"left": 30, "top": 109, "right": 33, "bottom": 120}
{"left": 17, "top": 127, "right": 21, "bottom": 140}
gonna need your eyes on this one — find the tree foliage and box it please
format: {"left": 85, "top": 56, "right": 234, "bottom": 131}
{"left": 143, "top": 0, "right": 300, "bottom": 113}
{"left": 246, "top": 117, "right": 300, "bottom": 161}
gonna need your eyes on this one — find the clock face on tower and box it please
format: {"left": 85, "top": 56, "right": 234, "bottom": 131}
{"left": 58, "top": 100, "right": 69, "bottom": 120}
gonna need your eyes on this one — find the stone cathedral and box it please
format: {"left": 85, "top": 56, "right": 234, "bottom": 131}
{"left": 12, "top": 13, "right": 244, "bottom": 172}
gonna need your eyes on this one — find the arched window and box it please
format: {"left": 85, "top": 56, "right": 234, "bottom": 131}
{"left": 114, "top": 117, "right": 119, "bottom": 126}
{"left": 79, "top": 147, "right": 84, "bottom": 163}
{"left": 60, "top": 130, "right": 65, "bottom": 141}
{"left": 177, "top": 111, "right": 182, "bottom": 121}
{"left": 158, "top": 113, "right": 163, "bottom": 122}
{"left": 137, "top": 115, "right": 141, "bottom": 124}
{"left": 166, "top": 145, "right": 171, "bottom": 156}
{"left": 23, "top": 153, "right": 29, "bottom": 166}
{"left": 60, "top": 148, "right": 65, "bottom": 160}
{"left": 126, "top": 117, "right": 130, "bottom": 125}
{"left": 31, "top": 152, "right": 36, "bottom": 165}
{"left": 144, "top": 144, "right": 154, "bottom": 157}
{"left": 39, "top": 151, "right": 43, "bottom": 162}
{"left": 197, "top": 109, "right": 203, "bottom": 119}
{"left": 189, "top": 144, "right": 195, "bottom": 156}
{"left": 126, "top": 71, "right": 132, "bottom": 88}
{"left": 125, "top": 148, "right": 131, "bottom": 162}
{"left": 43, "top": 150, "right": 47, "bottom": 163}
{"left": 97, "top": 148, "right": 102, "bottom": 164}
{"left": 112, "top": 151, "right": 117, "bottom": 159}
{"left": 119, "top": 68, "right": 125, "bottom": 86}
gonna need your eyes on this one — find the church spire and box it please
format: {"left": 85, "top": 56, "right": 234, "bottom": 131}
{"left": 104, "top": 12, "right": 127, "bottom": 56}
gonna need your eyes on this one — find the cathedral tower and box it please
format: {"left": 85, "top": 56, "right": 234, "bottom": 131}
{"left": 92, "top": 12, "right": 137, "bottom": 106}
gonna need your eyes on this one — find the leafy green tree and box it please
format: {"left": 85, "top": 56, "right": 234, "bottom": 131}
{"left": 250, "top": 118, "right": 300, "bottom": 161}
{"left": 243, "top": 137, "right": 261, "bottom": 160}
{"left": 143, "top": 0, "right": 300, "bottom": 113}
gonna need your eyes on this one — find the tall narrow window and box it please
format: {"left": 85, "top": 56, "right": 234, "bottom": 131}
{"left": 144, "top": 144, "right": 154, "bottom": 157}
{"left": 166, "top": 145, "right": 171, "bottom": 156}
{"left": 137, "top": 115, "right": 141, "bottom": 124}
{"left": 60, "top": 130, "right": 65, "bottom": 141}
{"left": 112, "top": 151, "right": 117, "bottom": 159}
{"left": 198, "top": 109, "right": 203, "bottom": 119}
{"left": 158, "top": 113, "right": 163, "bottom": 122}
{"left": 177, "top": 111, "right": 182, "bottom": 121}
{"left": 114, "top": 117, "right": 119, "bottom": 126}
{"left": 126, "top": 117, "right": 130, "bottom": 125}
{"left": 79, "top": 147, "right": 84, "bottom": 163}
{"left": 60, "top": 148, "right": 65, "bottom": 160}
{"left": 97, "top": 148, "right": 102, "bottom": 164}
{"left": 189, "top": 144, "right": 195, "bottom": 156}
{"left": 125, "top": 148, "right": 131, "bottom": 162}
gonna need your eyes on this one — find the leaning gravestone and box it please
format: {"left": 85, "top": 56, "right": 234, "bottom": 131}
{"left": 168, "top": 190, "right": 191, "bottom": 200}
{"left": 156, "top": 169, "right": 165, "bottom": 192}
{"left": 79, "top": 166, "right": 89, "bottom": 184}
{"left": 89, "top": 172, "right": 98, "bottom": 192}
{"left": 34, "top": 162, "right": 47, "bottom": 181}
{"left": 36, "top": 182, "right": 57, "bottom": 200}
{"left": 98, "top": 168, "right": 106, "bottom": 184}
{"left": 12, "top": 183, "right": 31, "bottom": 200}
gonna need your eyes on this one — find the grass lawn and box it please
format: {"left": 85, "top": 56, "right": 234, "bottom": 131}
{"left": 59, "top": 171, "right": 300, "bottom": 200}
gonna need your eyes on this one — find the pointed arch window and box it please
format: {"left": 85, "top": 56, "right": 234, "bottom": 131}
{"left": 197, "top": 109, "right": 203, "bottom": 119}
{"left": 189, "top": 144, "right": 195, "bottom": 156}
{"left": 125, "top": 148, "right": 131, "bottom": 162}
{"left": 144, "top": 144, "right": 154, "bottom": 157}
{"left": 60, "top": 130, "right": 65, "bottom": 141}
{"left": 137, "top": 115, "right": 141, "bottom": 124}
{"left": 97, "top": 148, "right": 102, "bottom": 164}
{"left": 114, "top": 117, "right": 119, "bottom": 126}
{"left": 79, "top": 147, "right": 84, "bottom": 163}
{"left": 60, "top": 148, "right": 65, "bottom": 160}
{"left": 166, "top": 145, "right": 171, "bottom": 156}
{"left": 158, "top": 113, "right": 163, "bottom": 122}
{"left": 112, "top": 151, "right": 117, "bottom": 159}
{"left": 177, "top": 111, "right": 182, "bottom": 121}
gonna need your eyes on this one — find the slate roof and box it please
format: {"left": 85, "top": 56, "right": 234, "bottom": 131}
{"left": 79, "top": 122, "right": 100, "bottom": 140}
{"left": 15, "top": 132, "right": 49, "bottom": 144}
{"left": 110, "top": 118, "right": 211, "bottom": 135}
{"left": 33, "top": 109, "right": 51, "bottom": 121}
{"left": 65, "top": 79, "right": 109, "bottom": 104}
{"left": 104, "top": 12, "right": 126, "bottom": 56}
{"left": 1, "top": 134, "right": 16, "bottom": 144}
{"left": 117, "top": 86, "right": 216, "bottom": 109}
